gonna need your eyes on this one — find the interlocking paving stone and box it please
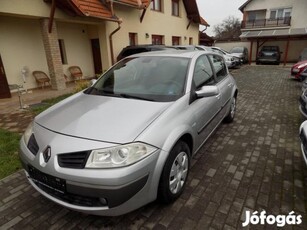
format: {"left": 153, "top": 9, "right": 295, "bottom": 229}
{"left": 1, "top": 65, "right": 307, "bottom": 229}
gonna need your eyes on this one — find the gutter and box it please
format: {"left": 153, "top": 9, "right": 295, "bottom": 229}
{"left": 109, "top": 22, "right": 122, "bottom": 65}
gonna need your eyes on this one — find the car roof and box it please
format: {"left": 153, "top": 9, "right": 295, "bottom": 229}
{"left": 128, "top": 50, "right": 216, "bottom": 59}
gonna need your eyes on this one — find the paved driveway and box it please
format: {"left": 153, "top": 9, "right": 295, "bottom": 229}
{"left": 1, "top": 65, "right": 307, "bottom": 229}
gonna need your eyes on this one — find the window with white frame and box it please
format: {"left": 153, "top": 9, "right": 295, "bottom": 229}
{"left": 270, "top": 8, "right": 292, "bottom": 19}
{"left": 151, "top": 0, "right": 162, "bottom": 12}
{"left": 172, "top": 0, "right": 179, "bottom": 16}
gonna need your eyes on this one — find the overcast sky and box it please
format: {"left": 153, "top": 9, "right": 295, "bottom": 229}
{"left": 196, "top": 0, "right": 247, "bottom": 36}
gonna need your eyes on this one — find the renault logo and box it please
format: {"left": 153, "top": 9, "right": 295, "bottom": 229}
{"left": 43, "top": 146, "right": 51, "bottom": 163}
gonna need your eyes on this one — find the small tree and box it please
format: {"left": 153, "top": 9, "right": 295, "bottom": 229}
{"left": 213, "top": 16, "right": 241, "bottom": 40}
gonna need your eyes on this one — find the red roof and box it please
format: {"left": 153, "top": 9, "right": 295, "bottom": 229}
{"left": 70, "top": 0, "right": 119, "bottom": 21}
{"left": 183, "top": 0, "right": 209, "bottom": 26}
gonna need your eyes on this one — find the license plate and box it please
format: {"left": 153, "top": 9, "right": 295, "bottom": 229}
{"left": 28, "top": 165, "right": 66, "bottom": 194}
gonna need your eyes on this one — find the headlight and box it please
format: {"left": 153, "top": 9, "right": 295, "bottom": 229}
{"left": 23, "top": 122, "right": 34, "bottom": 145}
{"left": 85, "top": 142, "right": 157, "bottom": 168}
{"left": 298, "top": 63, "right": 307, "bottom": 69}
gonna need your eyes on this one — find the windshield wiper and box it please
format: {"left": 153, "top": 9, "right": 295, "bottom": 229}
{"left": 119, "top": 93, "right": 155, "bottom": 101}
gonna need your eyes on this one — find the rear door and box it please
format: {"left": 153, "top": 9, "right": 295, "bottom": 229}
{"left": 0, "top": 55, "right": 11, "bottom": 99}
{"left": 209, "top": 54, "right": 233, "bottom": 117}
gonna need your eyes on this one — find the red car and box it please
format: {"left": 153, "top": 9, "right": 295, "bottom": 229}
{"left": 291, "top": 60, "right": 307, "bottom": 80}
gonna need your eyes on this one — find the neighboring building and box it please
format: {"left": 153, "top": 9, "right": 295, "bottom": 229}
{"left": 239, "top": 0, "right": 307, "bottom": 64}
{"left": 0, "top": 0, "right": 207, "bottom": 98}
{"left": 199, "top": 31, "right": 214, "bottom": 46}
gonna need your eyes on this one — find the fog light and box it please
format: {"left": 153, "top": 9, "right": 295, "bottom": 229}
{"left": 99, "top": 198, "right": 108, "bottom": 205}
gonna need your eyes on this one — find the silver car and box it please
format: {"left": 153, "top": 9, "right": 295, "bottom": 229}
{"left": 299, "top": 89, "right": 307, "bottom": 118}
{"left": 299, "top": 121, "right": 307, "bottom": 166}
{"left": 211, "top": 47, "right": 241, "bottom": 68}
{"left": 19, "top": 51, "right": 238, "bottom": 216}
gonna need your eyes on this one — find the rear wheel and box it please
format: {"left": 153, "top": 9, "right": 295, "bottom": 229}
{"left": 224, "top": 96, "right": 236, "bottom": 123}
{"left": 158, "top": 141, "right": 190, "bottom": 203}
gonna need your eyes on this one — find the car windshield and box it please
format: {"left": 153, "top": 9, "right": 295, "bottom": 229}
{"left": 85, "top": 56, "right": 189, "bottom": 102}
{"left": 262, "top": 46, "right": 278, "bottom": 51}
{"left": 230, "top": 47, "right": 243, "bottom": 53}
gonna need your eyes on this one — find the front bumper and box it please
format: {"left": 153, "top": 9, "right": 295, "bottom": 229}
{"left": 19, "top": 125, "right": 163, "bottom": 216}
{"left": 291, "top": 68, "right": 307, "bottom": 79}
{"left": 226, "top": 60, "right": 237, "bottom": 68}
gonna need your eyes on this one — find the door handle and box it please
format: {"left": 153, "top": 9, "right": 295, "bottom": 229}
{"left": 0, "top": 67, "right": 4, "bottom": 74}
{"left": 228, "top": 83, "right": 233, "bottom": 88}
{"left": 216, "top": 94, "right": 221, "bottom": 100}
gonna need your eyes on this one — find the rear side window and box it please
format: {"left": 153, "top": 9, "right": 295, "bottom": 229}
{"left": 193, "top": 55, "right": 215, "bottom": 89}
{"left": 209, "top": 55, "right": 228, "bottom": 82}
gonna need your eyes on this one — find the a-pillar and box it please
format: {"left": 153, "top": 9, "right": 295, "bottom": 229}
{"left": 40, "top": 19, "right": 66, "bottom": 90}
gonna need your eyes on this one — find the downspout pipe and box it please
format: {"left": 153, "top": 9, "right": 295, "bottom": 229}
{"left": 109, "top": 22, "right": 121, "bottom": 65}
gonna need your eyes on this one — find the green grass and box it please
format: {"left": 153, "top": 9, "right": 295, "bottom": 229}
{"left": 0, "top": 94, "right": 72, "bottom": 179}
{"left": 0, "top": 129, "right": 22, "bottom": 179}
{"left": 0, "top": 83, "right": 89, "bottom": 179}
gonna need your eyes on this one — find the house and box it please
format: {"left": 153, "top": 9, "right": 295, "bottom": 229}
{"left": 239, "top": 0, "right": 307, "bottom": 64}
{"left": 0, "top": 0, "right": 207, "bottom": 98}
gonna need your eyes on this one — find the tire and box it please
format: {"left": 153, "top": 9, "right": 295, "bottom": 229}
{"left": 224, "top": 96, "right": 236, "bottom": 123}
{"left": 158, "top": 141, "right": 190, "bottom": 204}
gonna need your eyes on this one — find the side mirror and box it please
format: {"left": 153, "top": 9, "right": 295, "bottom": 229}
{"left": 196, "top": 85, "right": 219, "bottom": 98}
{"left": 90, "top": 79, "right": 97, "bottom": 86}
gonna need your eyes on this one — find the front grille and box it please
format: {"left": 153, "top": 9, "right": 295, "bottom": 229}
{"left": 58, "top": 151, "right": 91, "bottom": 169}
{"left": 28, "top": 165, "right": 105, "bottom": 207}
{"left": 27, "top": 134, "right": 39, "bottom": 155}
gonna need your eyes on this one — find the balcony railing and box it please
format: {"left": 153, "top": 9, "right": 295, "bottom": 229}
{"left": 241, "top": 17, "right": 291, "bottom": 29}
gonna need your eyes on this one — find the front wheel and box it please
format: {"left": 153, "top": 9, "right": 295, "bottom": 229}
{"left": 158, "top": 141, "right": 190, "bottom": 203}
{"left": 224, "top": 96, "right": 236, "bottom": 123}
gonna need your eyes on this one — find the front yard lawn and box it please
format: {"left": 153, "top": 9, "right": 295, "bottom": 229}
{"left": 0, "top": 128, "right": 21, "bottom": 179}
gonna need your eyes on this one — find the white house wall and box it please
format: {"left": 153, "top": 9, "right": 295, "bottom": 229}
{"left": 244, "top": 0, "right": 307, "bottom": 28}
{"left": 0, "top": 16, "right": 96, "bottom": 89}
{"left": 57, "top": 22, "right": 95, "bottom": 81}
{"left": 0, "top": 16, "right": 48, "bottom": 88}
{"left": 105, "top": 2, "right": 199, "bottom": 63}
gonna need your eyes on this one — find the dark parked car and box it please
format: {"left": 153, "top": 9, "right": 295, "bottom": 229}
{"left": 117, "top": 45, "right": 176, "bottom": 61}
{"left": 230, "top": 46, "right": 249, "bottom": 64}
{"left": 256, "top": 46, "right": 281, "bottom": 65}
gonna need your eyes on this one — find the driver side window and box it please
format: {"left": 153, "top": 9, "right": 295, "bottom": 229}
{"left": 193, "top": 55, "right": 215, "bottom": 89}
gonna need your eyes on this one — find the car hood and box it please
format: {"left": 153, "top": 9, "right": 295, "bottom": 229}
{"left": 293, "top": 60, "right": 307, "bottom": 69}
{"left": 35, "top": 93, "right": 172, "bottom": 143}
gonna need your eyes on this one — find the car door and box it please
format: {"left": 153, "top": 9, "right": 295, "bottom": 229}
{"left": 209, "top": 54, "right": 234, "bottom": 119}
{"left": 189, "top": 55, "right": 222, "bottom": 148}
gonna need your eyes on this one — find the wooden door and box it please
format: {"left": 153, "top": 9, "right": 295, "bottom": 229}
{"left": 0, "top": 55, "right": 11, "bottom": 99}
{"left": 91, "top": 39, "right": 103, "bottom": 75}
